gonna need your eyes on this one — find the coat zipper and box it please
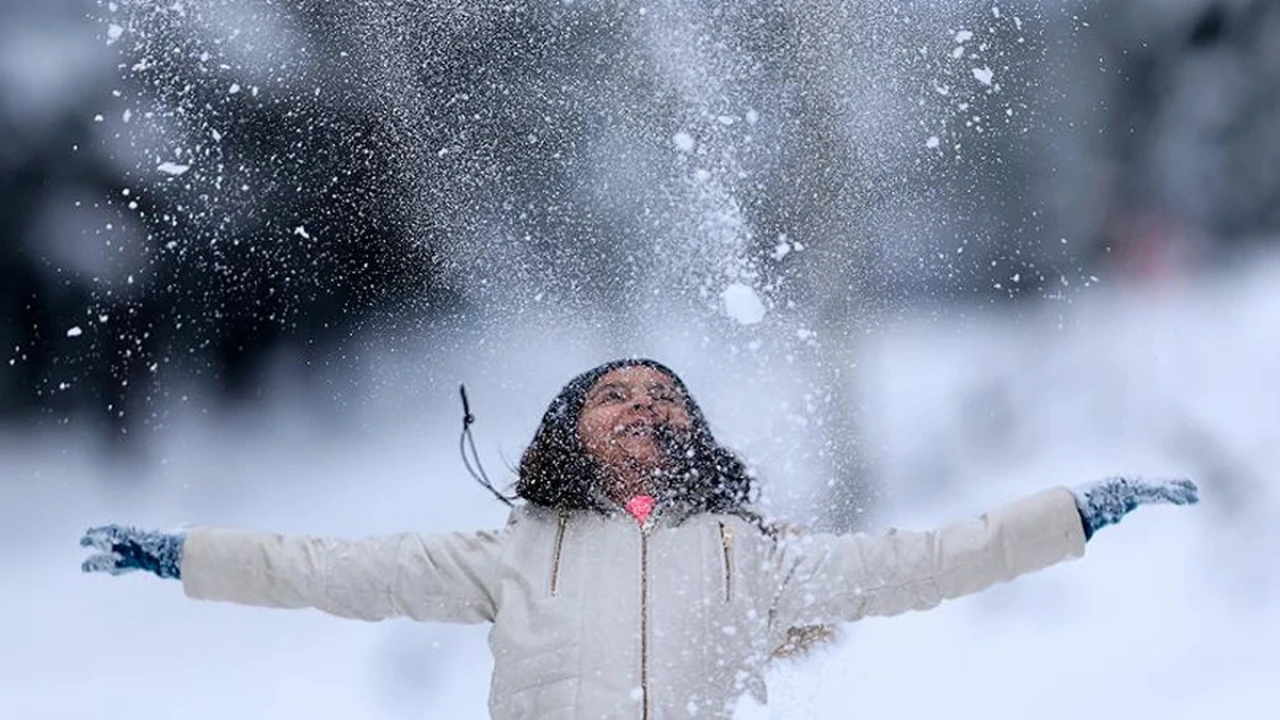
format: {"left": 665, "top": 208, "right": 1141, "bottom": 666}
{"left": 549, "top": 513, "right": 568, "bottom": 596}
{"left": 718, "top": 521, "right": 735, "bottom": 603}
{"left": 639, "top": 522, "right": 651, "bottom": 720}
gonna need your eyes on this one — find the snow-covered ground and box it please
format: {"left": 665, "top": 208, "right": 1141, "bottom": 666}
{"left": 2, "top": 252, "right": 1277, "bottom": 719}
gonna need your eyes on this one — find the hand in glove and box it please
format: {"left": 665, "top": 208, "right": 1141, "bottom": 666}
{"left": 80, "top": 524, "right": 186, "bottom": 580}
{"left": 1071, "top": 476, "right": 1199, "bottom": 540}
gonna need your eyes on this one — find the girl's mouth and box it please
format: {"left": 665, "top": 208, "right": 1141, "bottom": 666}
{"left": 615, "top": 420, "right": 658, "bottom": 437}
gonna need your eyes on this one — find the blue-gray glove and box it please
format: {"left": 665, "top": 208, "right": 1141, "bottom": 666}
{"left": 80, "top": 525, "right": 186, "bottom": 580}
{"left": 1071, "top": 476, "right": 1199, "bottom": 540}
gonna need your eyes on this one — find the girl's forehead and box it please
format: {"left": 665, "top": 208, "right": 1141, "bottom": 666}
{"left": 591, "top": 365, "right": 678, "bottom": 389}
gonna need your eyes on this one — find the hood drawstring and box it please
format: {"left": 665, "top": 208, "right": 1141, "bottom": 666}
{"left": 459, "top": 384, "right": 516, "bottom": 507}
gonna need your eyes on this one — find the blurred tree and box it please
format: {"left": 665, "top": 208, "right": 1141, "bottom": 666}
{"left": 0, "top": 0, "right": 449, "bottom": 446}
{"left": 1052, "top": 0, "right": 1280, "bottom": 280}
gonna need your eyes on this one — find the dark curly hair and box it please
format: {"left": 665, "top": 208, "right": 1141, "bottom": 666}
{"left": 516, "top": 358, "right": 760, "bottom": 523}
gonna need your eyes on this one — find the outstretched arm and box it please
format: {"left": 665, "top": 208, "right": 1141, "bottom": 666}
{"left": 771, "top": 477, "right": 1197, "bottom": 629}
{"left": 81, "top": 524, "right": 506, "bottom": 624}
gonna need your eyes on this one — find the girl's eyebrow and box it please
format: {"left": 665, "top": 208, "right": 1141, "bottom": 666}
{"left": 587, "top": 381, "right": 627, "bottom": 399}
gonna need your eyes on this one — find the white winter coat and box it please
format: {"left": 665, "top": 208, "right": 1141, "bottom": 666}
{"left": 180, "top": 486, "right": 1086, "bottom": 719}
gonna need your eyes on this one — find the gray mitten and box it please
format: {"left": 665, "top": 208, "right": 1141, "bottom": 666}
{"left": 80, "top": 524, "right": 185, "bottom": 579}
{"left": 1071, "top": 476, "right": 1199, "bottom": 540}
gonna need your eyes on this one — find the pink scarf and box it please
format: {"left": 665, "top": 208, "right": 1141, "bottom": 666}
{"left": 624, "top": 495, "right": 656, "bottom": 525}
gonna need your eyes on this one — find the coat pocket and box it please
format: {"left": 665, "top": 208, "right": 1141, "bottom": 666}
{"left": 549, "top": 513, "right": 568, "bottom": 596}
{"left": 718, "top": 521, "right": 735, "bottom": 603}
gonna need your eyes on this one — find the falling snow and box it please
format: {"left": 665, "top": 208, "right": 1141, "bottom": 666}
{"left": 721, "top": 283, "right": 766, "bottom": 325}
{"left": 0, "top": 23, "right": 1251, "bottom": 720}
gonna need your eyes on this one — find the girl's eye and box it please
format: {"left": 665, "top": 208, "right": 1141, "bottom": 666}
{"left": 651, "top": 389, "right": 680, "bottom": 404}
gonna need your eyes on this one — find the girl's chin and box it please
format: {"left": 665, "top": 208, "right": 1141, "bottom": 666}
{"left": 614, "top": 437, "right": 660, "bottom": 455}
{"left": 608, "top": 450, "right": 671, "bottom": 473}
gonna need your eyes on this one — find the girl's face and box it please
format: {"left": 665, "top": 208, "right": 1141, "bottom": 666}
{"left": 577, "top": 366, "right": 694, "bottom": 477}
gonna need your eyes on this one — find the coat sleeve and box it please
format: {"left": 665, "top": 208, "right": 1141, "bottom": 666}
{"left": 179, "top": 527, "right": 506, "bottom": 623}
{"left": 770, "top": 486, "right": 1086, "bottom": 629}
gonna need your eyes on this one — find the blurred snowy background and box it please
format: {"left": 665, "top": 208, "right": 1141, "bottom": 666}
{"left": 2, "top": 0, "right": 1278, "bottom": 717}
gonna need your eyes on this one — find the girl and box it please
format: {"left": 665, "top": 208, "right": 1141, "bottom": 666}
{"left": 81, "top": 358, "right": 1198, "bottom": 719}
